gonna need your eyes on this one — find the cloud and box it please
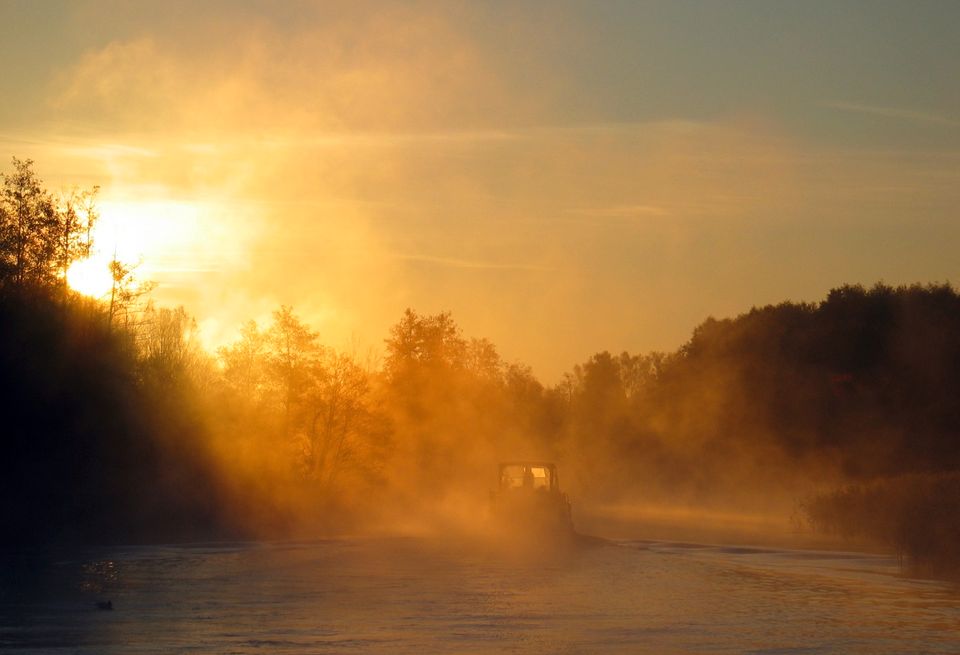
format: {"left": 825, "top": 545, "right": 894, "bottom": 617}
{"left": 567, "top": 204, "right": 670, "bottom": 219}
{"left": 8, "top": 5, "right": 958, "bottom": 381}
{"left": 392, "top": 253, "right": 552, "bottom": 271}
{"left": 50, "top": 6, "right": 554, "bottom": 137}
{"left": 821, "top": 101, "right": 960, "bottom": 128}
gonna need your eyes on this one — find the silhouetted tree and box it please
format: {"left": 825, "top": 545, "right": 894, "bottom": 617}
{"left": 301, "top": 351, "right": 376, "bottom": 486}
{"left": 0, "top": 157, "right": 58, "bottom": 287}
{"left": 0, "top": 158, "right": 100, "bottom": 293}
{"left": 384, "top": 309, "right": 467, "bottom": 387}
{"left": 138, "top": 304, "right": 200, "bottom": 386}
{"left": 54, "top": 185, "right": 98, "bottom": 292}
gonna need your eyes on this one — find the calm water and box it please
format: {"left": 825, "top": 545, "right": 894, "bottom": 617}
{"left": 1, "top": 536, "right": 958, "bottom": 653}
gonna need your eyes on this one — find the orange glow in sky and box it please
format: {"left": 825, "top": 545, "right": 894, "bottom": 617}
{"left": 66, "top": 256, "right": 113, "bottom": 298}
{"left": 66, "top": 198, "right": 207, "bottom": 298}
{"left": 5, "top": 2, "right": 960, "bottom": 379}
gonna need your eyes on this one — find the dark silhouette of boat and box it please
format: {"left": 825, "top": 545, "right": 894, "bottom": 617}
{"left": 490, "top": 461, "right": 574, "bottom": 535}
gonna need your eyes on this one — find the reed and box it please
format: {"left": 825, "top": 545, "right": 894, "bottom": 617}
{"left": 805, "top": 472, "right": 960, "bottom": 577}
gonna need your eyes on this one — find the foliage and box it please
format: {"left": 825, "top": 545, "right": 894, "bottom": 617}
{"left": 0, "top": 158, "right": 98, "bottom": 291}
{"left": 0, "top": 289, "right": 226, "bottom": 546}
{"left": 138, "top": 304, "right": 202, "bottom": 386}
{"left": 216, "top": 307, "right": 386, "bottom": 495}
{"left": 379, "top": 309, "right": 558, "bottom": 499}
{"left": 8, "top": 158, "right": 960, "bottom": 568}
{"left": 550, "top": 283, "right": 960, "bottom": 502}
{"left": 805, "top": 473, "right": 960, "bottom": 577}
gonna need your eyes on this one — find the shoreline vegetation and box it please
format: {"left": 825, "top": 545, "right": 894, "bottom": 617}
{"left": 805, "top": 473, "right": 960, "bottom": 578}
{"left": 4, "top": 158, "right": 960, "bottom": 579}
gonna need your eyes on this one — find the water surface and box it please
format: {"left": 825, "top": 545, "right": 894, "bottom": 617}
{"left": 1, "top": 537, "right": 958, "bottom": 653}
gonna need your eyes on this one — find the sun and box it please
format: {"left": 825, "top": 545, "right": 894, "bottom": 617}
{"left": 65, "top": 197, "right": 205, "bottom": 298}
{"left": 66, "top": 256, "right": 115, "bottom": 299}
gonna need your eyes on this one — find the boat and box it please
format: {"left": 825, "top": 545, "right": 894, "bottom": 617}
{"left": 490, "top": 461, "right": 574, "bottom": 535}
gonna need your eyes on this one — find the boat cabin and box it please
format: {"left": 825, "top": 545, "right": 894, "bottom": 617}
{"left": 498, "top": 461, "right": 561, "bottom": 493}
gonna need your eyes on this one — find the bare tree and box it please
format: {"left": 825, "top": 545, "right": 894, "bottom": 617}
{"left": 137, "top": 304, "right": 199, "bottom": 385}
{"left": 54, "top": 185, "right": 99, "bottom": 293}
{"left": 302, "top": 352, "right": 373, "bottom": 486}
{"left": 106, "top": 258, "right": 154, "bottom": 329}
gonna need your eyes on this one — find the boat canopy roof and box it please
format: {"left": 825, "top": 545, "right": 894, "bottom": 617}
{"left": 498, "top": 462, "right": 560, "bottom": 492}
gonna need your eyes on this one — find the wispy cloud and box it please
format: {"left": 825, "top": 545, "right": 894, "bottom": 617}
{"left": 568, "top": 204, "right": 670, "bottom": 218}
{"left": 172, "top": 120, "right": 706, "bottom": 150}
{"left": 2, "top": 118, "right": 714, "bottom": 158}
{"left": 822, "top": 101, "right": 960, "bottom": 128}
{"left": 393, "top": 253, "right": 551, "bottom": 272}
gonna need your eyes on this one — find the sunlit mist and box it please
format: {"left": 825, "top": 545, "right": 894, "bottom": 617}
{"left": 0, "top": 3, "right": 957, "bottom": 379}
{"left": 4, "top": 3, "right": 960, "bottom": 652}
{"left": 65, "top": 197, "right": 213, "bottom": 299}
{"left": 95, "top": 199, "right": 204, "bottom": 273}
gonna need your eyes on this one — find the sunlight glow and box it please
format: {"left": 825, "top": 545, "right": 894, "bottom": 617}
{"left": 66, "top": 256, "right": 114, "bottom": 298}
{"left": 66, "top": 197, "right": 205, "bottom": 298}
{"left": 95, "top": 199, "right": 203, "bottom": 269}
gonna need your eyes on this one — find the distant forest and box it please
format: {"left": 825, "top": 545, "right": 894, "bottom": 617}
{"left": 3, "top": 158, "right": 960, "bottom": 575}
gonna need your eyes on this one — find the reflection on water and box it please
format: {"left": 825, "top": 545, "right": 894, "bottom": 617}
{"left": 1, "top": 537, "right": 958, "bottom": 653}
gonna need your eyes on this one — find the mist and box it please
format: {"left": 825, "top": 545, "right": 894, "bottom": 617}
{"left": 7, "top": 156, "right": 960, "bottom": 578}
{"left": 5, "top": 2, "right": 960, "bottom": 384}
{"left": 6, "top": 4, "right": 960, "bottom": 651}
{"left": 154, "top": 280, "right": 960, "bottom": 575}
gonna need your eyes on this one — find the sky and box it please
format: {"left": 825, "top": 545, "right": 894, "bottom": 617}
{"left": 1, "top": 0, "right": 959, "bottom": 380}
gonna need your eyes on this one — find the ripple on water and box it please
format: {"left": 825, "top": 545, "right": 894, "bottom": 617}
{"left": 1, "top": 538, "right": 959, "bottom": 653}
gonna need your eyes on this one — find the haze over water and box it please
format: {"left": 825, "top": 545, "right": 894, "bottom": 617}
{"left": 4, "top": 3, "right": 960, "bottom": 653}
{"left": 3, "top": 537, "right": 958, "bottom": 654}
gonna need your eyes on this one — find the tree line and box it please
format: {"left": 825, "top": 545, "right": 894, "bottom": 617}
{"left": 5, "top": 157, "right": 960, "bottom": 575}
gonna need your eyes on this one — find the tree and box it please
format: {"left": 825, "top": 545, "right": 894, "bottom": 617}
{"left": 107, "top": 258, "right": 154, "bottom": 329}
{"left": 0, "top": 158, "right": 100, "bottom": 294}
{"left": 138, "top": 304, "right": 200, "bottom": 386}
{"left": 265, "top": 305, "right": 321, "bottom": 435}
{"left": 0, "top": 157, "right": 58, "bottom": 287}
{"left": 215, "top": 306, "right": 386, "bottom": 492}
{"left": 301, "top": 351, "right": 375, "bottom": 486}
{"left": 465, "top": 337, "right": 502, "bottom": 383}
{"left": 55, "top": 186, "right": 99, "bottom": 292}
{"left": 219, "top": 320, "right": 269, "bottom": 400}
{"left": 384, "top": 309, "right": 467, "bottom": 383}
